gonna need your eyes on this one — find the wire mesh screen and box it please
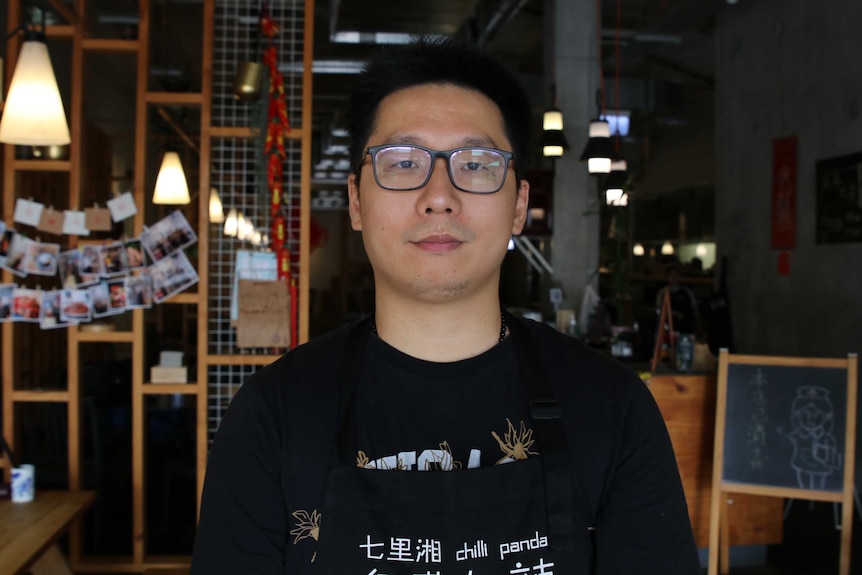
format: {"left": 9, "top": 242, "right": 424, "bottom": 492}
{"left": 208, "top": 0, "right": 306, "bottom": 439}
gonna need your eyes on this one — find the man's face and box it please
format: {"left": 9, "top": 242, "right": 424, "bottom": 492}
{"left": 348, "top": 83, "right": 529, "bottom": 304}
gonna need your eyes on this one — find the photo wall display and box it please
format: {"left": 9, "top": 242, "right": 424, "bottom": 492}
{"left": 0, "top": 210, "right": 198, "bottom": 330}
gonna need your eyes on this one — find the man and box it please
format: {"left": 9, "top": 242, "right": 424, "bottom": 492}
{"left": 191, "top": 39, "right": 699, "bottom": 574}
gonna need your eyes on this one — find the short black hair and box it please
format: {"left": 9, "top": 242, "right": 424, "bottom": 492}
{"left": 347, "top": 37, "right": 532, "bottom": 183}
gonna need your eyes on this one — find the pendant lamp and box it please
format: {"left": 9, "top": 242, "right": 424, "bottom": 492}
{"left": 661, "top": 241, "right": 675, "bottom": 255}
{"left": 632, "top": 243, "right": 645, "bottom": 256}
{"left": 540, "top": 109, "right": 569, "bottom": 158}
{"left": 223, "top": 208, "right": 239, "bottom": 237}
{"left": 0, "top": 29, "right": 70, "bottom": 145}
{"left": 579, "top": 119, "right": 613, "bottom": 173}
{"left": 604, "top": 159, "right": 629, "bottom": 205}
{"left": 152, "top": 151, "right": 190, "bottom": 204}
{"left": 209, "top": 187, "right": 225, "bottom": 223}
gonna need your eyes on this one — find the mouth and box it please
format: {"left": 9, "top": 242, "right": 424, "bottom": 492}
{"left": 412, "top": 234, "right": 463, "bottom": 253}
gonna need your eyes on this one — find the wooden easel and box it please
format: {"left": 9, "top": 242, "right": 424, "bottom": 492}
{"left": 708, "top": 351, "right": 858, "bottom": 575}
{"left": 651, "top": 289, "right": 675, "bottom": 372}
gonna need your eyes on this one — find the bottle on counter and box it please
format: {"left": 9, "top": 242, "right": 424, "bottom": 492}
{"left": 677, "top": 333, "right": 694, "bottom": 372}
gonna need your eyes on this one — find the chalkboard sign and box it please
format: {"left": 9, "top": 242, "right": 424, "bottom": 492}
{"left": 708, "top": 351, "right": 858, "bottom": 575}
{"left": 722, "top": 363, "right": 847, "bottom": 492}
{"left": 816, "top": 152, "right": 862, "bottom": 243}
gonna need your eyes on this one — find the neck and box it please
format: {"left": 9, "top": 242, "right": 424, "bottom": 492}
{"left": 372, "top": 292, "right": 506, "bottom": 362}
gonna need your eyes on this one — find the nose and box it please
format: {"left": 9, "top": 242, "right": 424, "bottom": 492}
{"left": 419, "top": 157, "right": 461, "bottom": 215}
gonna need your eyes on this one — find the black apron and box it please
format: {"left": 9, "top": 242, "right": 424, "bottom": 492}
{"left": 313, "top": 314, "right": 595, "bottom": 574}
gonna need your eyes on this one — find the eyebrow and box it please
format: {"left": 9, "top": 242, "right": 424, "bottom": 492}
{"left": 385, "top": 134, "right": 500, "bottom": 149}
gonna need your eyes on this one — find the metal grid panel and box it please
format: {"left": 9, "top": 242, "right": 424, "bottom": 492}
{"left": 213, "top": 0, "right": 305, "bottom": 131}
{"left": 209, "top": 0, "right": 306, "bottom": 437}
{"left": 207, "top": 364, "right": 260, "bottom": 443}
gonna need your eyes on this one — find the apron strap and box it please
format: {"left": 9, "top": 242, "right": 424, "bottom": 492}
{"left": 506, "top": 312, "right": 581, "bottom": 552}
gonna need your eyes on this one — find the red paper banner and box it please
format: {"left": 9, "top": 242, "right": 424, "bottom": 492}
{"left": 771, "top": 136, "right": 797, "bottom": 249}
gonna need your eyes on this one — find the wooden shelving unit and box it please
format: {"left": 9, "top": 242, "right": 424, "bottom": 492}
{"left": 0, "top": 1, "right": 314, "bottom": 572}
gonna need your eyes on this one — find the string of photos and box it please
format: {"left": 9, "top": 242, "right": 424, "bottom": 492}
{"left": 0, "top": 194, "right": 199, "bottom": 329}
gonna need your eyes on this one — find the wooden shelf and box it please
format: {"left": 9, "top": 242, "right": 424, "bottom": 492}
{"left": 145, "top": 92, "right": 203, "bottom": 105}
{"left": 206, "top": 354, "right": 282, "bottom": 365}
{"left": 46, "top": 25, "right": 74, "bottom": 39}
{"left": 162, "top": 293, "right": 199, "bottom": 304}
{"left": 75, "top": 330, "right": 135, "bottom": 343}
{"left": 210, "top": 126, "right": 256, "bottom": 139}
{"left": 142, "top": 384, "right": 198, "bottom": 395}
{"left": 12, "top": 160, "right": 71, "bottom": 172}
{"left": 11, "top": 390, "right": 69, "bottom": 402}
{"left": 82, "top": 39, "right": 140, "bottom": 53}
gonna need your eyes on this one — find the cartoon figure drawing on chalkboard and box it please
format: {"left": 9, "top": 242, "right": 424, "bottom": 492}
{"left": 788, "top": 386, "right": 842, "bottom": 489}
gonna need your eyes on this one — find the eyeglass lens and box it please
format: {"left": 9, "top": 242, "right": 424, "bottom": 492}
{"left": 373, "top": 146, "right": 507, "bottom": 193}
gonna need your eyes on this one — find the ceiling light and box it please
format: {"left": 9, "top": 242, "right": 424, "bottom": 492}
{"left": 695, "top": 243, "right": 708, "bottom": 257}
{"left": 633, "top": 243, "right": 645, "bottom": 256}
{"left": 224, "top": 209, "right": 238, "bottom": 237}
{"left": 661, "top": 241, "right": 675, "bottom": 255}
{"left": 0, "top": 30, "right": 70, "bottom": 145}
{"left": 209, "top": 187, "right": 225, "bottom": 223}
{"left": 579, "top": 119, "right": 613, "bottom": 173}
{"left": 152, "top": 151, "right": 190, "bottom": 204}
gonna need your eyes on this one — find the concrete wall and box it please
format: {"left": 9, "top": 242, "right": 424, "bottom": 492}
{"left": 716, "top": 0, "right": 862, "bottom": 484}
{"left": 716, "top": 0, "right": 862, "bottom": 358}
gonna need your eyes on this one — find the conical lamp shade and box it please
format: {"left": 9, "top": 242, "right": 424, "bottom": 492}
{"left": 153, "top": 151, "right": 190, "bottom": 204}
{"left": 0, "top": 39, "right": 70, "bottom": 145}
{"left": 223, "top": 208, "right": 238, "bottom": 236}
{"left": 209, "top": 187, "right": 225, "bottom": 223}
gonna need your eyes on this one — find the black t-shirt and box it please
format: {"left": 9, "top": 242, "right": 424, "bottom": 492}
{"left": 355, "top": 335, "right": 536, "bottom": 471}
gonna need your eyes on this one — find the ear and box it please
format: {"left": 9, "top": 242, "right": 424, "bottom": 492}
{"left": 348, "top": 174, "right": 362, "bottom": 231}
{"left": 511, "top": 179, "right": 530, "bottom": 236}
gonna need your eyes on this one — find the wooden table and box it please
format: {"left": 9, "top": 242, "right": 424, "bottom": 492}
{"left": 0, "top": 490, "right": 96, "bottom": 575}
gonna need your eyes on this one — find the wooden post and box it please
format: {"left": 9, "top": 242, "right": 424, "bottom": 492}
{"left": 650, "top": 288, "right": 675, "bottom": 372}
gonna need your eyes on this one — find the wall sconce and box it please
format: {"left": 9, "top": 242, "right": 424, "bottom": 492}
{"left": 540, "top": 109, "right": 569, "bottom": 158}
{"left": 152, "top": 150, "right": 190, "bottom": 204}
{"left": 579, "top": 119, "right": 613, "bottom": 174}
{"left": 0, "top": 15, "right": 70, "bottom": 145}
{"left": 209, "top": 187, "right": 225, "bottom": 223}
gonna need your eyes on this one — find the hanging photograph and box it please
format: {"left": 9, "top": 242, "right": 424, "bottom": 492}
{"left": 140, "top": 210, "right": 197, "bottom": 262}
{"left": 12, "top": 287, "right": 42, "bottom": 322}
{"left": 2, "top": 233, "right": 32, "bottom": 277}
{"left": 125, "top": 237, "right": 146, "bottom": 270}
{"left": 125, "top": 274, "right": 153, "bottom": 309}
{"left": 0, "top": 226, "right": 13, "bottom": 268}
{"left": 60, "top": 288, "right": 93, "bottom": 323}
{"left": 100, "top": 240, "right": 130, "bottom": 277}
{"left": 148, "top": 250, "right": 199, "bottom": 304}
{"left": 41, "top": 290, "right": 73, "bottom": 330}
{"left": 80, "top": 244, "right": 104, "bottom": 281}
{"left": 0, "top": 284, "right": 15, "bottom": 321}
{"left": 24, "top": 241, "right": 60, "bottom": 277}
{"left": 107, "top": 278, "right": 127, "bottom": 313}
{"left": 89, "top": 281, "right": 121, "bottom": 318}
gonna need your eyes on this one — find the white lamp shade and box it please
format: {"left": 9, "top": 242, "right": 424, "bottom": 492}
{"left": 588, "top": 157, "right": 612, "bottom": 174}
{"left": 633, "top": 243, "right": 645, "bottom": 256}
{"left": 605, "top": 188, "right": 625, "bottom": 205}
{"left": 543, "top": 110, "right": 563, "bottom": 131}
{"left": 0, "top": 40, "right": 70, "bottom": 145}
{"left": 153, "top": 151, "right": 190, "bottom": 204}
{"left": 588, "top": 120, "right": 611, "bottom": 138}
{"left": 695, "top": 243, "right": 708, "bottom": 257}
{"left": 223, "top": 208, "right": 238, "bottom": 236}
{"left": 209, "top": 187, "right": 225, "bottom": 223}
{"left": 543, "top": 145, "right": 564, "bottom": 157}
{"left": 661, "top": 241, "right": 675, "bottom": 255}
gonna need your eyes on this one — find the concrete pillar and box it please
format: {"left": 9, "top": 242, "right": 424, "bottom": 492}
{"left": 548, "top": 0, "right": 601, "bottom": 315}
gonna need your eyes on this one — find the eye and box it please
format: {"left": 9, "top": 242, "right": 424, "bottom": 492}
{"left": 393, "top": 159, "right": 419, "bottom": 169}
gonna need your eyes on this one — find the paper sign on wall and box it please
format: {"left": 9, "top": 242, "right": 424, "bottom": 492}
{"left": 107, "top": 192, "right": 138, "bottom": 222}
{"left": 62, "top": 210, "right": 90, "bottom": 235}
{"left": 13, "top": 198, "right": 43, "bottom": 227}
{"left": 236, "top": 279, "right": 291, "bottom": 349}
{"left": 85, "top": 207, "right": 112, "bottom": 231}
{"left": 37, "top": 208, "right": 65, "bottom": 235}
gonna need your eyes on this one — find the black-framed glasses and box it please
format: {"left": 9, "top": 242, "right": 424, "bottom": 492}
{"left": 365, "top": 144, "right": 514, "bottom": 194}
